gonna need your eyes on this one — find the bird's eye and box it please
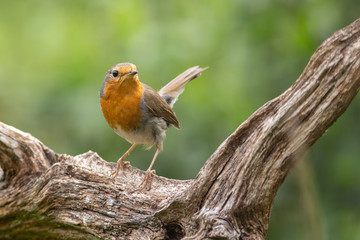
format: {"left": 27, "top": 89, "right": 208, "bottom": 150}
{"left": 112, "top": 70, "right": 119, "bottom": 77}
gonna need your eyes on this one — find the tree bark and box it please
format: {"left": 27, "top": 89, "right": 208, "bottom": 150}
{"left": 1, "top": 18, "right": 360, "bottom": 240}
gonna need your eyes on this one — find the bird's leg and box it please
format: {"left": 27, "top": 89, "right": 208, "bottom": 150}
{"left": 111, "top": 144, "right": 137, "bottom": 180}
{"left": 138, "top": 146, "right": 160, "bottom": 191}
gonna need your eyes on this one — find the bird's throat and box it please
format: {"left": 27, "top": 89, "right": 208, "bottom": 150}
{"left": 101, "top": 79, "right": 144, "bottom": 131}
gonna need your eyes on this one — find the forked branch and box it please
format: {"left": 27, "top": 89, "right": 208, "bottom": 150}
{"left": 1, "top": 18, "right": 360, "bottom": 240}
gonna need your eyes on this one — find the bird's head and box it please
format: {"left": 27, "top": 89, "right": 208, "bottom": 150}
{"left": 100, "top": 63, "right": 139, "bottom": 99}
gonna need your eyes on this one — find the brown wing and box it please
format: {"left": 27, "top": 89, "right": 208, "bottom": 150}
{"left": 143, "top": 84, "right": 180, "bottom": 129}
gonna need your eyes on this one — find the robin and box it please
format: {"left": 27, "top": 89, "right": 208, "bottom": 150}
{"left": 100, "top": 63, "right": 207, "bottom": 190}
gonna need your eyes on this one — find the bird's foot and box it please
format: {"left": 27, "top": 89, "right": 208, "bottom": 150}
{"left": 138, "top": 169, "right": 156, "bottom": 191}
{"left": 111, "top": 160, "right": 131, "bottom": 180}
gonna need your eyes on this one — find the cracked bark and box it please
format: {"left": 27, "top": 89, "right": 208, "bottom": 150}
{"left": 1, "top": 18, "right": 360, "bottom": 240}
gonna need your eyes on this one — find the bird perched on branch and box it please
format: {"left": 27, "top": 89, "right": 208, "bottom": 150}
{"left": 100, "top": 63, "right": 207, "bottom": 190}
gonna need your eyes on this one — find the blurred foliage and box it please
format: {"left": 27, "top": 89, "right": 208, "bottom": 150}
{"left": 0, "top": 0, "right": 359, "bottom": 239}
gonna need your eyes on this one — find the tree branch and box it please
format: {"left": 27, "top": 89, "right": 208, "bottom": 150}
{"left": 1, "top": 18, "right": 360, "bottom": 240}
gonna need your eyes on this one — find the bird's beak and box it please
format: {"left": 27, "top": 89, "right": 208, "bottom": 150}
{"left": 129, "top": 70, "right": 138, "bottom": 75}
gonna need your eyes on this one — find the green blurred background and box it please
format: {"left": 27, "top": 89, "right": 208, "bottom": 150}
{"left": 0, "top": 0, "right": 359, "bottom": 239}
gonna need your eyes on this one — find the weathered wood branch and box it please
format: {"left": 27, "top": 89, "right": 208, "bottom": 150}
{"left": 1, "top": 18, "right": 360, "bottom": 240}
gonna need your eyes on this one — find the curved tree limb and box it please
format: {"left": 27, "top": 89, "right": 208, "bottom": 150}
{"left": 1, "top": 18, "right": 360, "bottom": 240}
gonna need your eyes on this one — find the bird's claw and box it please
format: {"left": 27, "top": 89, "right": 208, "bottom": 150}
{"left": 138, "top": 169, "right": 156, "bottom": 191}
{"left": 111, "top": 160, "right": 131, "bottom": 180}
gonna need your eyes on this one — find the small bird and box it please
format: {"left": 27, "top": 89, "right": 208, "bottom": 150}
{"left": 100, "top": 63, "right": 207, "bottom": 190}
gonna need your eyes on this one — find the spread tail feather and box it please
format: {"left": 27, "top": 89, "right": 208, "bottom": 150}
{"left": 158, "top": 66, "right": 208, "bottom": 107}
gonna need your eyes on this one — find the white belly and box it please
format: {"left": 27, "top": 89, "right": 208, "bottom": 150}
{"left": 113, "top": 117, "right": 168, "bottom": 149}
{"left": 113, "top": 125, "right": 155, "bottom": 147}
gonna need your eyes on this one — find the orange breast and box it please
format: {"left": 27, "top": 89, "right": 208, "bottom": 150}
{"left": 100, "top": 80, "right": 144, "bottom": 132}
